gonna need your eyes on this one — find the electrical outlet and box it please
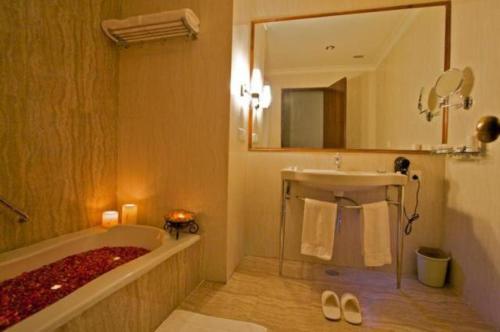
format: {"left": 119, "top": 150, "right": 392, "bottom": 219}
{"left": 237, "top": 128, "right": 246, "bottom": 142}
{"left": 409, "top": 170, "right": 422, "bottom": 182}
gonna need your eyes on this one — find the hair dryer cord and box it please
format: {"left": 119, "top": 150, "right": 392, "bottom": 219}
{"left": 404, "top": 178, "right": 421, "bottom": 235}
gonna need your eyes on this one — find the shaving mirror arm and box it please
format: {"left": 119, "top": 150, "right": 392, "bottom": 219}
{"left": 418, "top": 68, "right": 474, "bottom": 122}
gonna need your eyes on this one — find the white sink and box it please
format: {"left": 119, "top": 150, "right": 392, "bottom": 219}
{"left": 281, "top": 168, "right": 407, "bottom": 191}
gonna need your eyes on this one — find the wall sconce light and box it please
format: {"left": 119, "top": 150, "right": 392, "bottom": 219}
{"left": 260, "top": 85, "right": 272, "bottom": 109}
{"left": 241, "top": 69, "right": 272, "bottom": 110}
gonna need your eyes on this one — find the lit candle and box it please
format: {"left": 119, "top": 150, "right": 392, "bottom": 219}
{"left": 167, "top": 209, "right": 194, "bottom": 223}
{"left": 121, "top": 204, "right": 138, "bottom": 224}
{"left": 102, "top": 211, "right": 119, "bottom": 228}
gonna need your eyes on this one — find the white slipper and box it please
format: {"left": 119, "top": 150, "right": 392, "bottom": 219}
{"left": 341, "top": 293, "right": 362, "bottom": 325}
{"left": 321, "top": 290, "right": 341, "bottom": 321}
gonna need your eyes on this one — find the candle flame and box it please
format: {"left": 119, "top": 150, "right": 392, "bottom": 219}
{"left": 166, "top": 209, "right": 195, "bottom": 222}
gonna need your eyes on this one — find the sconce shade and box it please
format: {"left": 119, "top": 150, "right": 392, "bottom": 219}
{"left": 261, "top": 85, "right": 272, "bottom": 109}
{"left": 250, "top": 69, "right": 263, "bottom": 95}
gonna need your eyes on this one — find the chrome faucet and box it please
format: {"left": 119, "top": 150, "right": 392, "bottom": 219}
{"left": 334, "top": 153, "right": 342, "bottom": 170}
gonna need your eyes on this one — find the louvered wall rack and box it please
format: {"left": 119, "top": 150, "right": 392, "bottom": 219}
{"left": 101, "top": 8, "right": 199, "bottom": 47}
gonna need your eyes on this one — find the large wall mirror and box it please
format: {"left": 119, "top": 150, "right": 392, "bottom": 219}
{"left": 248, "top": 3, "right": 450, "bottom": 152}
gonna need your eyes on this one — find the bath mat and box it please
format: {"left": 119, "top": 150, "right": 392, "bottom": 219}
{"left": 155, "top": 310, "right": 267, "bottom": 332}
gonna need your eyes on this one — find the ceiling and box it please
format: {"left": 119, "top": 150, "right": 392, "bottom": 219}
{"left": 258, "top": 7, "right": 443, "bottom": 74}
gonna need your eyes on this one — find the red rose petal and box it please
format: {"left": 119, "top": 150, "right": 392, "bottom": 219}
{"left": 0, "top": 246, "right": 149, "bottom": 330}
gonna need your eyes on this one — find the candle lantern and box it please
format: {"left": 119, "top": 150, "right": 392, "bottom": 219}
{"left": 164, "top": 209, "right": 199, "bottom": 240}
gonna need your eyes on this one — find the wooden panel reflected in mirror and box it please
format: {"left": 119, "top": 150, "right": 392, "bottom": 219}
{"left": 281, "top": 78, "right": 347, "bottom": 149}
{"left": 248, "top": 2, "right": 451, "bottom": 153}
{"left": 324, "top": 78, "right": 347, "bottom": 148}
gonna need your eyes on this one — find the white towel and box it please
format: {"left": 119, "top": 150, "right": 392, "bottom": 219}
{"left": 300, "top": 198, "right": 337, "bottom": 260}
{"left": 155, "top": 310, "right": 267, "bottom": 332}
{"left": 362, "top": 201, "right": 392, "bottom": 267}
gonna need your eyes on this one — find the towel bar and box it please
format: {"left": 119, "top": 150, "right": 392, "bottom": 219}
{"left": 279, "top": 181, "right": 405, "bottom": 289}
{"left": 293, "top": 195, "right": 400, "bottom": 209}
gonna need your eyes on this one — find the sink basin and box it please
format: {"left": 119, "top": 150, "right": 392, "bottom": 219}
{"left": 281, "top": 168, "right": 407, "bottom": 191}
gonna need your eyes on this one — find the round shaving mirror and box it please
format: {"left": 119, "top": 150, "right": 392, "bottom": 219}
{"left": 427, "top": 87, "right": 438, "bottom": 111}
{"left": 461, "top": 67, "right": 475, "bottom": 97}
{"left": 434, "top": 68, "right": 464, "bottom": 97}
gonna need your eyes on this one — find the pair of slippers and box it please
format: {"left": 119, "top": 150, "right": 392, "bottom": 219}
{"left": 321, "top": 291, "right": 362, "bottom": 325}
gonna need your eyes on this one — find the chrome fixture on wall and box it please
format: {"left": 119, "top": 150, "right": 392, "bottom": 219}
{"left": 241, "top": 69, "right": 272, "bottom": 110}
{"left": 334, "top": 153, "right": 342, "bottom": 170}
{"left": 418, "top": 67, "right": 474, "bottom": 122}
{"left": 0, "top": 195, "right": 29, "bottom": 223}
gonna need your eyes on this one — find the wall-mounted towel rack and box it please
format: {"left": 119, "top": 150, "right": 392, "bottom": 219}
{"left": 101, "top": 8, "right": 200, "bottom": 47}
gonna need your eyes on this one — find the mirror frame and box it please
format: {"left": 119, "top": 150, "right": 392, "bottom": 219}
{"left": 248, "top": 1, "right": 451, "bottom": 154}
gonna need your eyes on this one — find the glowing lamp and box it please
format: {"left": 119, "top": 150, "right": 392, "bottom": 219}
{"left": 261, "top": 85, "right": 272, "bottom": 109}
{"left": 250, "top": 68, "right": 263, "bottom": 95}
{"left": 240, "top": 69, "right": 272, "bottom": 110}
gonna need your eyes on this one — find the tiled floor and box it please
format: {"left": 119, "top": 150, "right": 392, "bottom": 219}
{"left": 180, "top": 256, "right": 494, "bottom": 331}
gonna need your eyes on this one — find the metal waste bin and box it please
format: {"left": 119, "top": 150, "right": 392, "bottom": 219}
{"left": 416, "top": 247, "right": 450, "bottom": 287}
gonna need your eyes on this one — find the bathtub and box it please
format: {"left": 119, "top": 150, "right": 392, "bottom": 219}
{"left": 0, "top": 225, "right": 201, "bottom": 332}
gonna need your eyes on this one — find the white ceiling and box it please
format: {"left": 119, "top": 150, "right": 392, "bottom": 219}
{"left": 259, "top": 7, "right": 436, "bottom": 74}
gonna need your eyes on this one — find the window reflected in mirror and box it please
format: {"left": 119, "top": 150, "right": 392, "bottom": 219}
{"left": 250, "top": 4, "right": 449, "bottom": 151}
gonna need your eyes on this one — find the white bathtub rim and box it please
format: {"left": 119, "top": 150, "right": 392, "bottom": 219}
{"left": 5, "top": 227, "right": 200, "bottom": 332}
{"left": 0, "top": 227, "right": 106, "bottom": 265}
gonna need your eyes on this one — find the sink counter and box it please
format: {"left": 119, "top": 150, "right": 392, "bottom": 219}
{"left": 281, "top": 168, "right": 407, "bottom": 191}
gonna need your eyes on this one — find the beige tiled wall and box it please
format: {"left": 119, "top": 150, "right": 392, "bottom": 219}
{"left": 227, "top": 23, "right": 251, "bottom": 279}
{"left": 117, "top": 0, "right": 233, "bottom": 282}
{"left": 0, "top": 1, "right": 120, "bottom": 252}
{"left": 443, "top": 0, "right": 500, "bottom": 327}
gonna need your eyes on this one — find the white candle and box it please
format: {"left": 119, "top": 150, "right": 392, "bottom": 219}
{"left": 102, "top": 211, "right": 119, "bottom": 228}
{"left": 121, "top": 204, "right": 138, "bottom": 225}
